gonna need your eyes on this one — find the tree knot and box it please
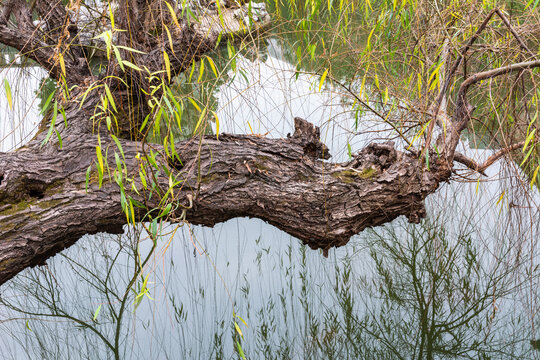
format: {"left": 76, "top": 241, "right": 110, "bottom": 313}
{"left": 345, "top": 141, "right": 397, "bottom": 172}
{"left": 291, "top": 117, "right": 331, "bottom": 160}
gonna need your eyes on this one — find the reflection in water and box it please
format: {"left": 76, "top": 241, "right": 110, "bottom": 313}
{"left": 1, "top": 39, "right": 540, "bottom": 359}
{"left": 0, "top": 66, "right": 47, "bottom": 152}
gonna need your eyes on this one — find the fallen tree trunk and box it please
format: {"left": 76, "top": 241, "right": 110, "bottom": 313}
{"left": 0, "top": 116, "right": 447, "bottom": 285}
{"left": 1, "top": 1, "right": 539, "bottom": 286}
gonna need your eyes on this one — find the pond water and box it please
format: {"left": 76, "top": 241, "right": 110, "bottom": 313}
{"left": 1, "top": 21, "right": 540, "bottom": 360}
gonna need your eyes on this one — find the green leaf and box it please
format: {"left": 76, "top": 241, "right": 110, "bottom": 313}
{"left": 42, "top": 101, "right": 58, "bottom": 146}
{"left": 115, "top": 46, "right": 147, "bottom": 54}
{"left": 40, "top": 88, "right": 57, "bottom": 115}
{"left": 113, "top": 46, "right": 124, "bottom": 71}
{"left": 79, "top": 85, "right": 101, "bottom": 109}
{"left": 522, "top": 129, "right": 536, "bottom": 152}
{"left": 4, "top": 79, "right": 12, "bottom": 110}
{"left": 104, "top": 84, "right": 117, "bottom": 112}
{"left": 93, "top": 305, "right": 102, "bottom": 321}
{"left": 115, "top": 152, "right": 122, "bottom": 173}
{"left": 215, "top": 0, "right": 225, "bottom": 27}
{"left": 93, "top": 30, "right": 113, "bottom": 60}
{"left": 139, "top": 114, "right": 151, "bottom": 133}
{"left": 55, "top": 129, "right": 63, "bottom": 149}
{"left": 139, "top": 170, "right": 148, "bottom": 189}
{"left": 521, "top": 146, "right": 534, "bottom": 167}
{"left": 151, "top": 218, "right": 158, "bottom": 240}
{"left": 111, "top": 134, "right": 125, "bottom": 162}
{"left": 236, "top": 341, "right": 246, "bottom": 359}
{"left": 122, "top": 60, "right": 143, "bottom": 72}
{"left": 85, "top": 165, "right": 92, "bottom": 192}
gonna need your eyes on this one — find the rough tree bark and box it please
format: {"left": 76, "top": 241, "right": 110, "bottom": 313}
{"left": 0, "top": 2, "right": 538, "bottom": 285}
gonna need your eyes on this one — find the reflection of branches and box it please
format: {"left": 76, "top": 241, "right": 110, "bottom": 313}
{"left": 343, "top": 212, "right": 528, "bottom": 359}
{"left": 0, "top": 230, "right": 158, "bottom": 360}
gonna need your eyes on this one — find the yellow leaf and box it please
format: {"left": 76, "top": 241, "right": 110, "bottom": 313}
{"left": 407, "top": 120, "right": 430, "bottom": 150}
{"left": 188, "top": 97, "right": 201, "bottom": 112}
{"left": 206, "top": 56, "right": 218, "bottom": 77}
{"left": 164, "top": 51, "right": 171, "bottom": 82}
{"left": 164, "top": 24, "right": 175, "bottom": 54}
{"left": 189, "top": 60, "right": 196, "bottom": 82}
{"left": 197, "top": 58, "right": 205, "bottom": 83}
{"left": 165, "top": 1, "right": 182, "bottom": 29}
{"left": 58, "top": 52, "right": 66, "bottom": 78}
{"left": 359, "top": 74, "right": 367, "bottom": 99}
{"left": 129, "top": 199, "right": 135, "bottom": 223}
{"left": 319, "top": 68, "right": 329, "bottom": 92}
{"left": 417, "top": 73, "right": 422, "bottom": 98}
{"left": 234, "top": 322, "right": 244, "bottom": 339}
{"left": 496, "top": 191, "right": 505, "bottom": 206}
{"left": 428, "top": 61, "right": 444, "bottom": 88}
{"left": 122, "top": 60, "right": 143, "bottom": 72}
{"left": 96, "top": 145, "right": 104, "bottom": 172}
{"left": 109, "top": 3, "right": 115, "bottom": 29}
{"left": 531, "top": 165, "right": 540, "bottom": 189}
{"left": 236, "top": 315, "right": 248, "bottom": 327}
{"left": 193, "top": 108, "right": 207, "bottom": 133}
{"left": 366, "top": 26, "right": 376, "bottom": 50}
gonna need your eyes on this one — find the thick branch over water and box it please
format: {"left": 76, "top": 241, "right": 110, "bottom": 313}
{"left": 0, "top": 3, "right": 535, "bottom": 286}
{"left": 0, "top": 116, "right": 448, "bottom": 285}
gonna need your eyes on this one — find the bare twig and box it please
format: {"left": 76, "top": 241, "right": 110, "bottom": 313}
{"left": 453, "top": 141, "right": 531, "bottom": 175}
{"left": 452, "top": 152, "right": 487, "bottom": 176}
{"left": 476, "top": 141, "right": 528, "bottom": 173}
{"left": 495, "top": 9, "right": 537, "bottom": 60}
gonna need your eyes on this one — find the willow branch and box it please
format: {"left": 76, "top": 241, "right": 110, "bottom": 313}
{"left": 423, "top": 9, "right": 498, "bottom": 154}
{"left": 453, "top": 141, "right": 535, "bottom": 175}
